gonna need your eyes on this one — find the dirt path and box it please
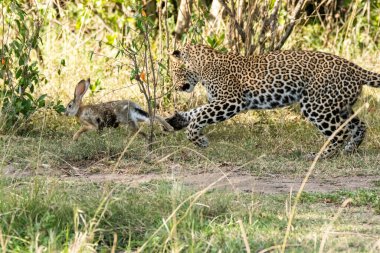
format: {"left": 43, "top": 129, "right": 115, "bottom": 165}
{"left": 3, "top": 165, "right": 379, "bottom": 194}
{"left": 59, "top": 172, "right": 379, "bottom": 194}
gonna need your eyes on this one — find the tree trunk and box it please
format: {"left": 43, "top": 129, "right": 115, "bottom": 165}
{"left": 209, "top": 0, "right": 224, "bottom": 33}
{"left": 174, "top": 0, "right": 193, "bottom": 41}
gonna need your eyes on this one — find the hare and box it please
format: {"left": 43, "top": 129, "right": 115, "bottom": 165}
{"left": 65, "top": 78, "right": 173, "bottom": 141}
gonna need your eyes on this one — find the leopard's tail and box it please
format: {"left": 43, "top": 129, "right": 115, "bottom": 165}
{"left": 361, "top": 68, "right": 380, "bottom": 88}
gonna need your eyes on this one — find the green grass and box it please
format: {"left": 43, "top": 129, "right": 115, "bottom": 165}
{"left": 1, "top": 102, "right": 379, "bottom": 251}
{"left": 2, "top": 95, "right": 380, "bottom": 178}
{"left": 300, "top": 189, "right": 380, "bottom": 214}
{"left": 0, "top": 178, "right": 379, "bottom": 252}
{"left": 1, "top": 1, "right": 380, "bottom": 252}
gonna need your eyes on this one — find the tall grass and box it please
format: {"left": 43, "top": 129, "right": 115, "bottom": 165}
{"left": 1, "top": 177, "right": 380, "bottom": 252}
{"left": 0, "top": 1, "right": 380, "bottom": 252}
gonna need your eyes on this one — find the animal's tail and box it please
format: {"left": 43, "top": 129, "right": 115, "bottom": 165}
{"left": 135, "top": 107, "right": 174, "bottom": 132}
{"left": 154, "top": 115, "right": 174, "bottom": 132}
{"left": 362, "top": 68, "right": 380, "bottom": 88}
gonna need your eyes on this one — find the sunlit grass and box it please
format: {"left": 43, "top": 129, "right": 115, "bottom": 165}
{"left": 0, "top": 2, "right": 380, "bottom": 252}
{"left": 1, "top": 99, "right": 380, "bottom": 179}
{"left": 0, "top": 178, "right": 379, "bottom": 252}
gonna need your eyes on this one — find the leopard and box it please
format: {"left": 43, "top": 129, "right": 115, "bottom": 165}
{"left": 165, "top": 44, "right": 380, "bottom": 159}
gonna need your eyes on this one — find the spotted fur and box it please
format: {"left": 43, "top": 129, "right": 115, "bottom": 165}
{"left": 166, "top": 44, "right": 380, "bottom": 159}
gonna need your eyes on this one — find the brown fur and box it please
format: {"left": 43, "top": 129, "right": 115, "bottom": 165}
{"left": 65, "top": 79, "right": 173, "bottom": 141}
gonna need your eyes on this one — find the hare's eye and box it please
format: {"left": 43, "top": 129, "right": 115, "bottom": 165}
{"left": 68, "top": 104, "right": 72, "bottom": 108}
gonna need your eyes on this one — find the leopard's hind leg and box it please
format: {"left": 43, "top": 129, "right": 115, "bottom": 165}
{"left": 344, "top": 115, "right": 366, "bottom": 153}
{"left": 301, "top": 101, "right": 352, "bottom": 159}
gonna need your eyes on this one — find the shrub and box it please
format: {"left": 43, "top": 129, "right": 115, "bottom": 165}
{"left": 0, "top": 1, "right": 64, "bottom": 130}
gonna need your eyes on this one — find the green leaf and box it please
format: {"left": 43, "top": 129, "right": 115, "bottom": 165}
{"left": 115, "top": 50, "right": 121, "bottom": 58}
{"left": 15, "top": 19, "right": 21, "bottom": 34}
{"left": 130, "top": 69, "right": 139, "bottom": 81}
{"left": 37, "top": 94, "right": 47, "bottom": 102}
{"left": 126, "top": 17, "right": 135, "bottom": 24}
{"left": 53, "top": 102, "right": 65, "bottom": 114}
{"left": 16, "top": 68, "right": 22, "bottom": 79}
{"left": 135, "top": 19, "right": 144, "bottom": 32}
{"left": 106, "top": 34, "right": 117, "bottom": 45}
{"left": 158, "top": 62, "right": 167, "bottom": 71}
{"left": 37, "top": 94, "right": 47, "bottom": 107}
{"left": 19, "top": 55, "right": 25, "bottom": 65}
{"left": 89, "top": 51, "right": 94, "bottom": 61}
{"left": 24, "top": 92, "right": 34, "bottom": 101}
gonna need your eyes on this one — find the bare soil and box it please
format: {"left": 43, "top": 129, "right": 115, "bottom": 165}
{"left": 4, "top": 164, "right": 378, "bottom": 194}
{"left": 64, "top": 172, "right": 379, "bottom": 194}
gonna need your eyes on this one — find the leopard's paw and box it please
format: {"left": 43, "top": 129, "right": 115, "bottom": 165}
{"left": 193, "top": 136, "right": 209, "bottom": 148}
{"left": 166, "top": 111, "right": 189, "bottom": 131}
{"left": 304, "top": 152, "right": 317, "bottom": 161}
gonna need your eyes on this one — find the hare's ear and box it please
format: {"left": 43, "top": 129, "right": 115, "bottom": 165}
{"left": 74, "top": 79, "right": 90, "bottom": 101}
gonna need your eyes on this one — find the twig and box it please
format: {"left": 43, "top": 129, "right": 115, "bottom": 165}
{"left": 269, "top": 0, "right": 281, "bottom": 50}
{"left": 143, "top": 21, "right": 159, "bottom": 149}
{"left": 275, "top": 0, "right": 307, "bottom": 50}
{"left": 244, "top": 1, "right": 258, "bottom": 56}
{"left": 258, "top": 1, "right": 269, "bottom": 53}
{"left": 238, "top": 219, "right": 251, "bottom": 253}
{"left": 218, "top": 0, "right": 246, "bottom": 43}
{"left": 112, "top": 127, "right": 142, "bottom": 172}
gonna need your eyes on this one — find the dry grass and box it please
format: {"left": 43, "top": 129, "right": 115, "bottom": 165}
{"left": 0, "top": 1, "right": 380, "bottom": 252}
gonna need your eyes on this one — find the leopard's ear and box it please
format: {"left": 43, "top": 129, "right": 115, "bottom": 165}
{"left": 170, "top": 50, "right": 182, "bottom": 62}
{"left": 172, "top": 50, "right": 181, "bottom": 58}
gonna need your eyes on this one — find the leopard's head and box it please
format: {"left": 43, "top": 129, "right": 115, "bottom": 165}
{"left": 169, "top": 49, "right": 199, "bottom": 93}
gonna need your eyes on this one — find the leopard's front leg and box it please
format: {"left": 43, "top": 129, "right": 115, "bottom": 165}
{"left": 185, "top": 99, "right": 245, "bottom": 147}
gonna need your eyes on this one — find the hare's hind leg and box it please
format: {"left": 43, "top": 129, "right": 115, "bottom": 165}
{"left": 154, "top": 115, "right": 174, "bottom": 132}
{"left": 128, "top": 120, "right": 147, "bottom": 139}
{"left": 73, "top": 124, "right": 96, "bottom": 141}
